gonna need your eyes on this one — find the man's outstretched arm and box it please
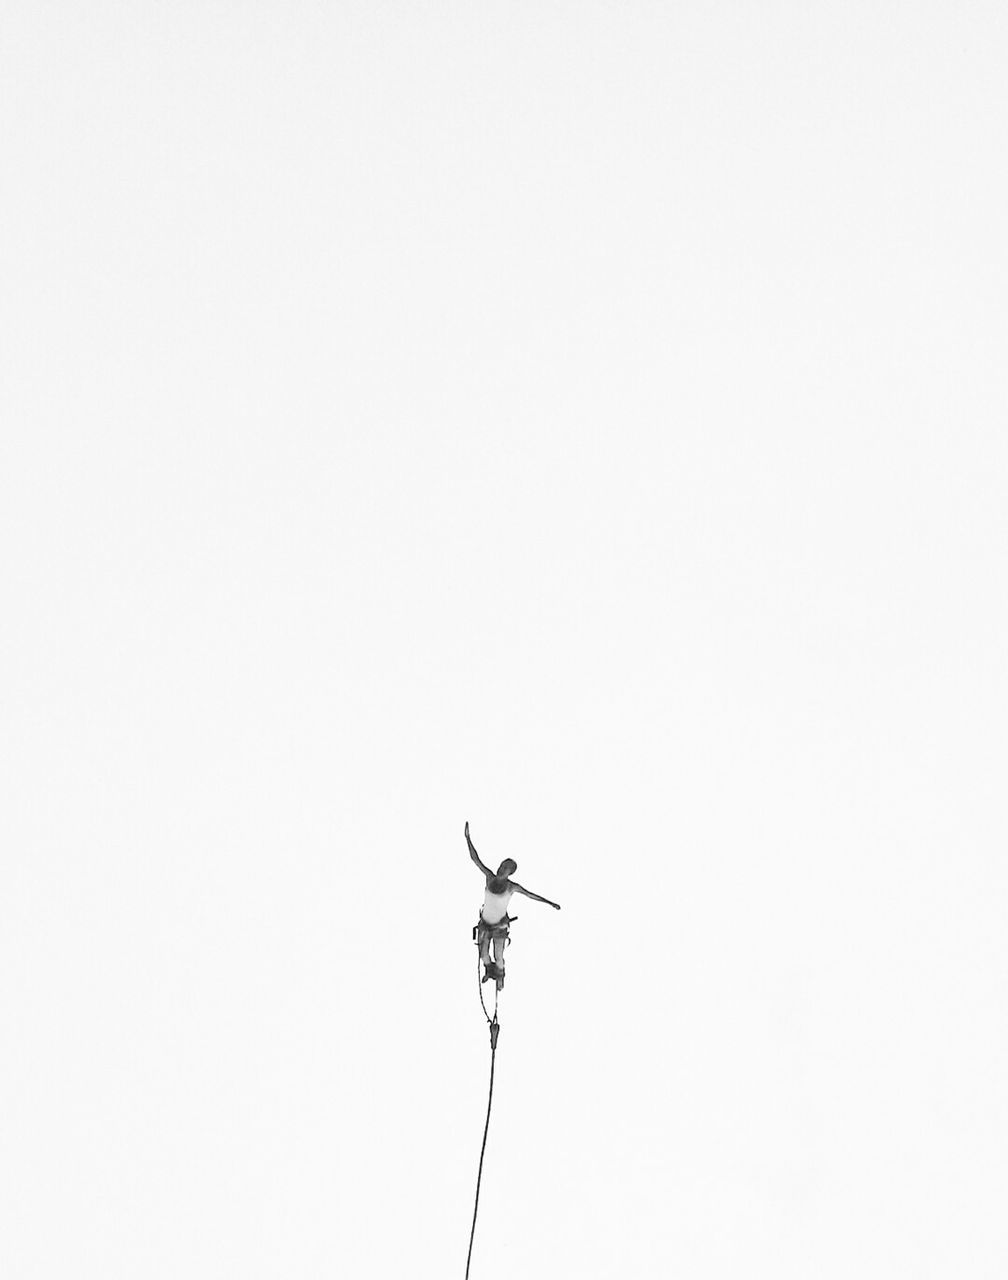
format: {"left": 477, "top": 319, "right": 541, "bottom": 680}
{"left": 465, "top": 821, "right": 492, "bottom": 877}
{"left": 511, "top": 881, "right": 561, "bottom": 910}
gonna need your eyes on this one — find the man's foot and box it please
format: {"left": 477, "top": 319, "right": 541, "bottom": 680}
{"left": 483, "top": 962, "right": 502, "bottom": 983}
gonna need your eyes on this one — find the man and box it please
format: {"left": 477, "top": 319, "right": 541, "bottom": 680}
{"left": 467, "top": 821, "right": 560, "bottom": 986}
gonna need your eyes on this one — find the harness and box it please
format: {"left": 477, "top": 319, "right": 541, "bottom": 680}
{"left": 473, "top": 912, "right": 517, "bottom": 947}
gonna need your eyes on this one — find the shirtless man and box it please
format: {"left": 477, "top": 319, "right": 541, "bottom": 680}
{"left": 467, "top": 821, "right": 560, "bottom": 985}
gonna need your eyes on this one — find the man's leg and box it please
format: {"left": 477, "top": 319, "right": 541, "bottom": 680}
{"left": 492, "top": 935, "right": 505, "bottom": 973}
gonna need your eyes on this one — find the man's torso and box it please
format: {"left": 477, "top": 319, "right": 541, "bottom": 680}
{"left": 481, "top": 883, "right": 514, "bottom": 924}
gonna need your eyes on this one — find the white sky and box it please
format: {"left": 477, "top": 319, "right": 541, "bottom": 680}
{"left": 2, "top": 3, "right": 1006, "bottom": 1277}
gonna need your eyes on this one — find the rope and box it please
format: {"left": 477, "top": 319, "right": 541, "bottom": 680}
{"left": 477, "top": 952, "right": 493, "bottom": 1024}
{"left": 465, "top": 1022, "right": 498, "bottom": 1279}
{"left": 476, "top": 950, "right": 499, "bottom": 1025}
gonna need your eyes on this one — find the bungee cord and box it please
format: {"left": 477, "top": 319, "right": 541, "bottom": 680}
{"left": 466, "top": 951, "right": 500, "bottom": 1279}
{"left": 476, "top": 948, "right": 498, "bottom": 1026}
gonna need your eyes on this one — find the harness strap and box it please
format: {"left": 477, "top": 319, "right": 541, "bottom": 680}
{"left": 474, "top": 914, "right": 517, "bottom": 940}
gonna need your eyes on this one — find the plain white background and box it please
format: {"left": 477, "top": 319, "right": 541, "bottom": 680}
{"left": 2, "top": 3, "right": 1006, "bottom": 1276}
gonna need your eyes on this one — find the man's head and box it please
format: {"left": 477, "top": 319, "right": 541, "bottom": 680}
{"left": 496, "top": 858, "right": 518, "bottom": 878}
